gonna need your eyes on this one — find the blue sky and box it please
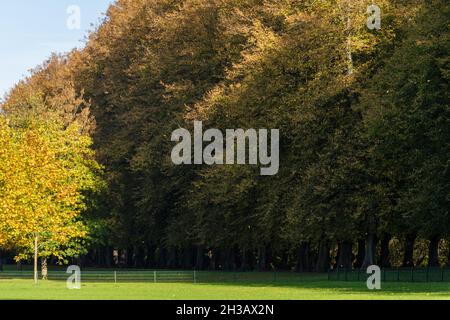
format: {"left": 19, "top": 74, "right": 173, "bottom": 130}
{"left": 0, "top": 0, "right": 113, "bottom": 98}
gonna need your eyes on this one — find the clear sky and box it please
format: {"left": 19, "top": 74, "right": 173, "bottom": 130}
{"left": 0, "top": 0, "right": 113, "bottom": 98}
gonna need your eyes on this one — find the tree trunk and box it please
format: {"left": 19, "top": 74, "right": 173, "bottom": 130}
{"left": 428, "top": 236, "right": 440, "bottom": 267}
{"left": 33, "top": 235, "right": 38, "bottom": 283}
{"left": 195, "top": 246, "right": 204, "bottom": 270}
{"left": 0, "top": 250, "right": 3, "bottom": 272}
{"left": 297, "top": 242, "right": 311, "bottom": 272}
{"left": 155, "top": 247, "right": 166, "bottom": 268}
{"left": 402, "top": 234, "right": 416, "bottom": 267}
{"left": 250, "top": 249, "right": 257, "bottom": 271}
{"left": 361, "top": 233, "right": 377, "bottom": 269}
{"left": 232, "top": 247, "right": 239, "bottom": 271}
{"left": 315, "top": 240, "right": 330, "bottom": 272}
{"left": 105, "top": 246, "right": 112, "bottom": 268}
{"left": 223, "top": 248, "right": 232, "bottom": 271}
{"left": 333, "top": 243, "right": 340, "bottom": 270}
{"left": 345, "top": 7, "right": 354, "bottom": 76}
{"left": 218, "top": 249, "right": 225, "bottom": 270}
{"left": 209, "top": 249, "right": 216, "bottom": 270}
{"left": 240, "top": 248, "right": 249, "bottom": 271}
{"left": 41, "top": 258, "right": 48, "bottom": 280}
{"left": 448, "top": 241, "right": 450, "bottom": 267}
{"left": 75, "top": 256, "right": 83, "bottom": 268}
{"left": 280, "top": 251, "right": 289, "bottom": 270}
{"left": 181, "top": 247, "right": 193, "bottom": 269}
{"left": 135, "top": 246, "right": 145, "bottom": 268}
{"left": 95, "top": 247, "right": 102, "bottom": 267}
{"left": 337, "top": 241, "right": 353, "bottom": 269}
{"left": 118, "top": 249, "right": 127, "bottom": 267}
{"left": 127, "top": 246, "right": 134, "bottom": 267}
{"left": 354, "top": 239, "right": 365, "bottom": 268}
{"left": 167, "top": 247, "right": 177, "bottom": 268}
{"left": 85, "top": 249, "right": 94, "bottom": 267}
{"left": 257, "top": 246, "right": 267, "bottom": 271}
{"left": 379, "top": 234, "right": 391, "bottom": 268}
{"left": 265, "top": 245, "right": 274, "bottom": 270}
{"left": 145, "top": 245, "right": 154, "bottom": 268}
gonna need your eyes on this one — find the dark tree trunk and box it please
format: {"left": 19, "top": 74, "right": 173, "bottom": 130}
{"left": 354, "top": 239, "right": 365, "bottom": 269}
{"left": 361, "top": 233, "right": 377, "bottom": 269}
{"left": 105, "top": 246, "right": 112, "bottom": 268}
{"left": 209, "top": 249, "right": 216, "bottom": 270}
{"left": 265, "top": 245, "right": 274, "bottom": 270}
{"left": 155, "top": 247, "right": 166, "bottom": 268}
{"left": 279, "top": 251, "right": 289, "bottom": 270}
{"left": 257, "top": 246, "right": 267, "bottom": 271}
{"left": 223, "top": 248, "right": 234, "bottom": 271}
{"left": 240, "top": 248, "right": 249, "bottom": 271}
{"left": 98, "top": 247, "right": 105, "bottom": 266}
{"left": 88, "top": 249, "right": 96, "bottom": 266}
{"left": 222, "top": 248, "right": 230, "bottom": 270}
{"left": 402, "top": 234, "right": 416, "bottom": 267}
{"left": 181, "top": 247, "right": 194, "bottom": 269}
{"left": 428, "top": 236, "right": 440, "bottom": 267}
{"left": 195, "top": 246, "right": 204, "bottom": 270}
{"left": 167, "top": 247, "right": 177, "bottom": 268}
{"left": 447, "top": 242, "right": 450, "bottom": 267}
{"left": 333, "top": 243, "right": 340, "bottom": 270}
{"left": 315, "top": 240, "right": 330, "bottom": 272}
{"left": 92, "top": 249, "right": 99, "bottom": 266}
{"left": 96, "top": 248, "right": 102, "bottom": 268}
{"left": 297, "top": 242, "right": 311, "bottom": 272}
{"left": 215, "top": 249, "right": 222, "bottom": 270}
{"left": 379, "top": 234, "right": 391, "bottom": 268}
{"left": 127, "top": 246, "right": 134, "bottom": 267}
{"left": 135, "top": 246, "right": 145, "bottom": 268}
{"left": 145, "top": 245, "right": 155, "bottom": 268}
{"left": 250, "top": 249, "right": 257, "bottom": 271}
{"left": 231, "top": 247, "right": 238, "bottom": 271}
{"left": 76, "top": 255, "right": 84, "bottom": 268}
{"left": 448, "top": 242, "right": 450, "bottom": 267}
{"left": 189, "top": 246, "right": 195, "bottom": 268}
{"left": 231, "top": 246, "right": 240, "bottom": 271}
{"left": 119, "top": 249, "right": 128, "bottom": 267}
{"left": 0, "top": 250, "right": 3, "bottom": 271}
{"left": 337, "top": 241, "right": 353, "bottom": 269}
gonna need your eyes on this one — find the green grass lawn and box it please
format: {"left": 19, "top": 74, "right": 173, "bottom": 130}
{"left": 1, "top": 278, "right": 449, "bottom": 300}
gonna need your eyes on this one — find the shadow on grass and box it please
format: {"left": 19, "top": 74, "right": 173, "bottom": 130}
{"left": 195, "top": 275, "right": 450, "bottom": 296}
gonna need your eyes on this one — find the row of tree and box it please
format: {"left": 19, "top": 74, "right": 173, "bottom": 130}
{"left": 1, "top": 0, "right": 449, "bottom": 272}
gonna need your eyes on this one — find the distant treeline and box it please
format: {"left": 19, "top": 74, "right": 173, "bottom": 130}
{"left": 1, "top": 0, "right": 449, "bottom": 271}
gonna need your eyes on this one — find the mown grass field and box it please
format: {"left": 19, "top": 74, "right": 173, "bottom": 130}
{"left": 1, "top": 273, "right": 449, "bottom": 300}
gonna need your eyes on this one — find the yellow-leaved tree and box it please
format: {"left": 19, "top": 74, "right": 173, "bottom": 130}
{"left": 0, "top": 114, "right": 103, "bottom": 280}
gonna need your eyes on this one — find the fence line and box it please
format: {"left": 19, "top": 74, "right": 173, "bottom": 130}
{"left": 0, "top": 270, "right": 197, "bottom": 283}
{"left": 3, "top": 268, "right": 447, "bottom": 283}
{"left": 0, "top": 270, "right": 322, "bottom": 283}
{"left": 328, "top": 267, "right": 450, "bottom": 283}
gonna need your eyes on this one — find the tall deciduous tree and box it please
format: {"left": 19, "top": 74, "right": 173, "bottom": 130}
{"left": 0, "top": 111, "right": 103, "bottom": 277}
